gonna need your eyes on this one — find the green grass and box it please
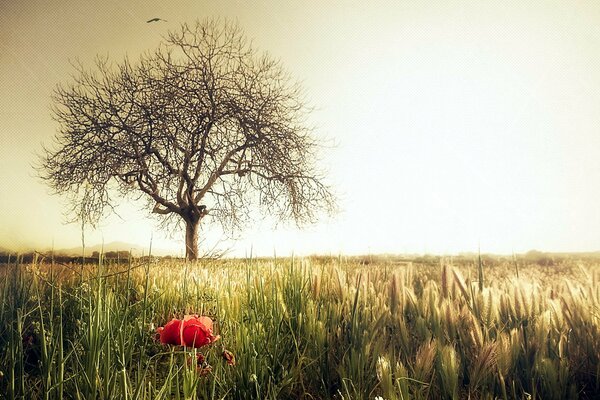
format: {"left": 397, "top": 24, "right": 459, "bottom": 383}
{"left": 0, "top": 255, "right": 598, "bottom": 399}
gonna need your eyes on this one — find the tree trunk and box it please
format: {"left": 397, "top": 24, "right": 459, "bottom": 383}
{"left": 185, "top": 219, "right": 199, "bottom": 261}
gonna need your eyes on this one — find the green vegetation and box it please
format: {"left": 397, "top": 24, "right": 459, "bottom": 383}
{"left": 0, "top": 255, "right": 598, "bottom": 399}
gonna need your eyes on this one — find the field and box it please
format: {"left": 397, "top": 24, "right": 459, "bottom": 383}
{"left": 0, "top": 254, "right": 599, "bottom": 399}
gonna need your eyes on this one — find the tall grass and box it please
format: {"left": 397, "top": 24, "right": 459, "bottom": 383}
{"left": 0, "top": 255, "right": 598, "bottom": 399}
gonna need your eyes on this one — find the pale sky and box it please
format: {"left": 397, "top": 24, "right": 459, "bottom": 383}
{"left": 1, "top": 0, "right": 599, "bottom": 256}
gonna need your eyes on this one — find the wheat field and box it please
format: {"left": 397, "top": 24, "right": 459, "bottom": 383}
{"left": 0, "top": 254, "right": 598, "bottom": 399}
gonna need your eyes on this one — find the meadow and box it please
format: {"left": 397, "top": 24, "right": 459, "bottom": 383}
{"left": 0, "top": 253, "right": 598, "bottom": 399}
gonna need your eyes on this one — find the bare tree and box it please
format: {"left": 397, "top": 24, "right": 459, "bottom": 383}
{"left": 39, "top": 19, "right": 335, "bottom": 260}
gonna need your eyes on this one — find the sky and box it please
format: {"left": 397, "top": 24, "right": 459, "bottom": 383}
{"left": 1, "top": 0, "right": 599, "bottom": 256}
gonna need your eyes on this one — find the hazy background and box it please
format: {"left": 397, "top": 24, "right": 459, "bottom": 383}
{"left": 1, "top": 0, "right": 599, "bottom": 256}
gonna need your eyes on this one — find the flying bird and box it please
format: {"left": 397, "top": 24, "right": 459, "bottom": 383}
{"left": 146, "top": 18, "right": 167, "bottom": 23}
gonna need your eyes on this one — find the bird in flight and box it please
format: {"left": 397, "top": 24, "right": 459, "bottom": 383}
{"left": 147, "top": 18, "right": 167, "bottom": 23}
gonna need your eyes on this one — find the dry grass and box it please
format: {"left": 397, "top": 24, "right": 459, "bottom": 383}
{"left": 0, "top": 255, "right": 598, "bottom": 399}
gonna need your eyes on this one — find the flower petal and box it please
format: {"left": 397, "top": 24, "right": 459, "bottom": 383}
{"left": 157, "top": 318, "right": 182, "bottom": 345}
{"left": 180, "top": 315, "right": 219, "bottom": 347}
{"left": 182, "top": 323, "right": 210, "bottom": 347}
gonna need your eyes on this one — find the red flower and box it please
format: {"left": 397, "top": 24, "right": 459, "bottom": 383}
{"left": 185, "top": 352, "right": 212, "bottom": 376}
{"left": 222, "top": 349, "right": 236, "bottom": 366}
{"left": 156, "top": 315, "right": 220, "bottom": 348}
{"left": 197, "top": 365, "right": 212, "bottom": 376}
{"left": 186, "top": 352, "right": 206, "bottom": 367}
{"left": 181, "top": 315, "right": 220, "bottom": 348}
